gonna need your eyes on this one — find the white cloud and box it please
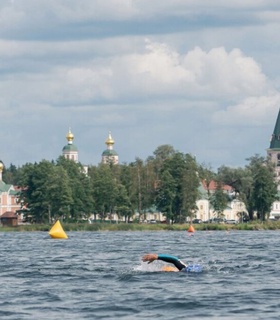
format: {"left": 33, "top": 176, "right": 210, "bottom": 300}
{"left": 0, "top": 39, "right": 273, "bottom": 110}
{"left": 0, "top": 1, "right": 279, "bottom": 169}
{"left": 212, "top": 94, "right": 280, "bottom": 126}
{"left": 52, "top": 41, "right": 271, "bottom": 103}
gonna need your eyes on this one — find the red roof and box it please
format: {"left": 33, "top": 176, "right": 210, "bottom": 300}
{"left": 202, "top": 180, "right": 233, "bottom": 192}
{"left": 1, "top": 211, "right": 17, "bottom": 218}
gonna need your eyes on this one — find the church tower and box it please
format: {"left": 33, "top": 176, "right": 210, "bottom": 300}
{"left": 0, "top": 161, "right": 3, "bottom": 181}
{"left": 62, "top": 128, "right": 78, "bottom": 163}
{"left": 101, "top": 131, "right": 119, "bottom": 164}
{"left": 267, "top": 108, "right": 280, "bottom": 180}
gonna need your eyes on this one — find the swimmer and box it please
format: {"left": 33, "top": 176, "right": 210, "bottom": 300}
{"left": 142, "top": 253, "right": 202, "bottom": 272}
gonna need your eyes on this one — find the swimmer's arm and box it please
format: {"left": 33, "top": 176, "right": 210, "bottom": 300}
{"left": 157, "top": 254, "right": 186, "bottom": 270}
{"left": 142, "top": 253, "right": 158, "bottom": 264}
{"left": 142, "top": 253, "right": 186, "bottom": 271}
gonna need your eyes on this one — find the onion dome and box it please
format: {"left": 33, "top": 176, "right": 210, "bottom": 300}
{"left": 62, "top": 144, "right": 78, "bottom": 152}
{"left": 102, "top": 149, "right": 118, "bottom": 156}
{"left": 105, "top": 131, "right": 114, "bottom": 146}
{"left": 66, "top": 128, "right": 74, "bottom": 144}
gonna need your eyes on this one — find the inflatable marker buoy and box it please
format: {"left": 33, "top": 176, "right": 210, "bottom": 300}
{"left": 49, "top": 220, "right": 68, "bottom": 239}
{"left": 187, "top": 225, "right": 195, "bottom": 233}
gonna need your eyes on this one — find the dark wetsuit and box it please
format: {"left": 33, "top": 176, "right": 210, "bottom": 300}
{"left": 157, "top": 254, "right": 187, "bottom": 271}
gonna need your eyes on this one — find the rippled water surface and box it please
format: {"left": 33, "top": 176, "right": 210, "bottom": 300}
{"left": 0, "top": 230, "right": 280, "bottom": 319}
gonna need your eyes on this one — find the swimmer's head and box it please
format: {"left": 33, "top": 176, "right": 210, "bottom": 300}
{"left": 161, "top": 265, "right": 179, "bottom": 272}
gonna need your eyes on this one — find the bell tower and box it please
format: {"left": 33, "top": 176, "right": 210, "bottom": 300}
{"left": 101, "top": 131, "right": 119, "bottom": 164}
{"left": 267, "top": 108, "right": 280, "bottom": 181}
{"left": 62, "top": 128, "right": 78, "bottom": 163}
{"left": 0, "top": 162, "right": 3, "bottom": 181}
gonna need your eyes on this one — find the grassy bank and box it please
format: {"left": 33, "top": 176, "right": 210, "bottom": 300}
{"left": 1, "top": 221, "right": 280, "bottom": 232}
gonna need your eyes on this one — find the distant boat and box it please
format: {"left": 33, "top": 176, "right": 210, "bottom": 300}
{"left": 49, "top": 220, "right": 68, "bottom": 239}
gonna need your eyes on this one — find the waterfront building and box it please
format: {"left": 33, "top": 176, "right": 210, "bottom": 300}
{"left": 194, "top": 180, "right": 245, "bottom": 222}
{"left": 0, "top": 162, "right": 22, "bottom": 220}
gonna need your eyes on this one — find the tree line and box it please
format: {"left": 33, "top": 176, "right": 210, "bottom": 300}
{"left": 1, "top": 145, "right": 278, "bottom": 223}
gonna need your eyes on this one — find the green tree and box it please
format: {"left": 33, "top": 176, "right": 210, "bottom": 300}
{"left": 153, "top": 144, "right": 175, "bottom": 163}
{"left": 152, "top": 145, "right": 175, "bottom": 181}
{"left": 56, "top": 156, "right": 94, "bottom": 221}
{"left": 2, "top": 163, "right": 19, "bottom": 185}
{"left": 90, "top": 164, "right": 119, "bottom": 221}
{"left": 46, "top": 166, "right": 73, "bottom": 222}
{"left": 210, "top": 179, "right": 228, "bottom": 218}
{"left": 115, "top": 184, "right": 133, "bottom": 222}
{"left": 142, "top": 157, "right": 157, "bottom": 213}
{"left": 250, "top": 157, "right": 278, "bottom": 221}
{"left": 118, "top": 164, "right": 136, "bottom": 218}
{"left": 156, "top": 152, "right": 200, "bottom": 223}
{"left": 129, "top": 158, "right": 145, "bottom": 221}
{"left": 155, "top": 170, "right": 177, "bottom": 222}
{"left": 181, "top": 155, "right": 200, "bottom": 222}
{"left": 19, "top": 160, "right": 54, "bottom": 223}
{"left": 198, "top": 163, "right": 216, "bottom": 220}
{"left": 217, "top": 165, "right": 254, "bottom": 220}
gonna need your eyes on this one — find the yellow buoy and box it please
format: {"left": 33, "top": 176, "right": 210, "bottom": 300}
{"left": 49, "top": 220, "right": 68, "bottom": 239}
{"left": 187, "top": 225, "right": 195, "bottom": 233}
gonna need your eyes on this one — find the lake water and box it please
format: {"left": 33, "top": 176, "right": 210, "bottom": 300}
{"left": 0, "top": 230, "right": 279, "bottom": 319}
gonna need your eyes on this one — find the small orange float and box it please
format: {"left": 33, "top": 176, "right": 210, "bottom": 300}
{"left": 187, "top": 224, "right": 195, "bottom": 233}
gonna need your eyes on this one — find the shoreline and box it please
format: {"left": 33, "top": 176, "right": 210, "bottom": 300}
{"left": 0, "top": 221, "right": 279, "bottom": 232}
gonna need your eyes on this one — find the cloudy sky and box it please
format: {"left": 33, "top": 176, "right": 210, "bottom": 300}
{"left": 1, "top": 0, "right": 280, "bottom": 170}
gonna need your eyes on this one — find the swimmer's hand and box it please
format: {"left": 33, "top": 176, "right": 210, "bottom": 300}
{"left": 142, "top": 253, "right": 158, "bottom": 264}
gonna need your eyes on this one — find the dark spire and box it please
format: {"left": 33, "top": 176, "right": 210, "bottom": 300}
{"left": 269, "top": 108, "right": 280, "bottom": 149}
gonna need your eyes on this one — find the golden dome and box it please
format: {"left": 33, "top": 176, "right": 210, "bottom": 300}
{"left": 66, "top": 128, "right": 74, "bottom": 143}
{"left": 105, "top": 131, "right": 114, "bottom": 145}
{"left": 0, "top": 162, "right": 3, "bottom": 171}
